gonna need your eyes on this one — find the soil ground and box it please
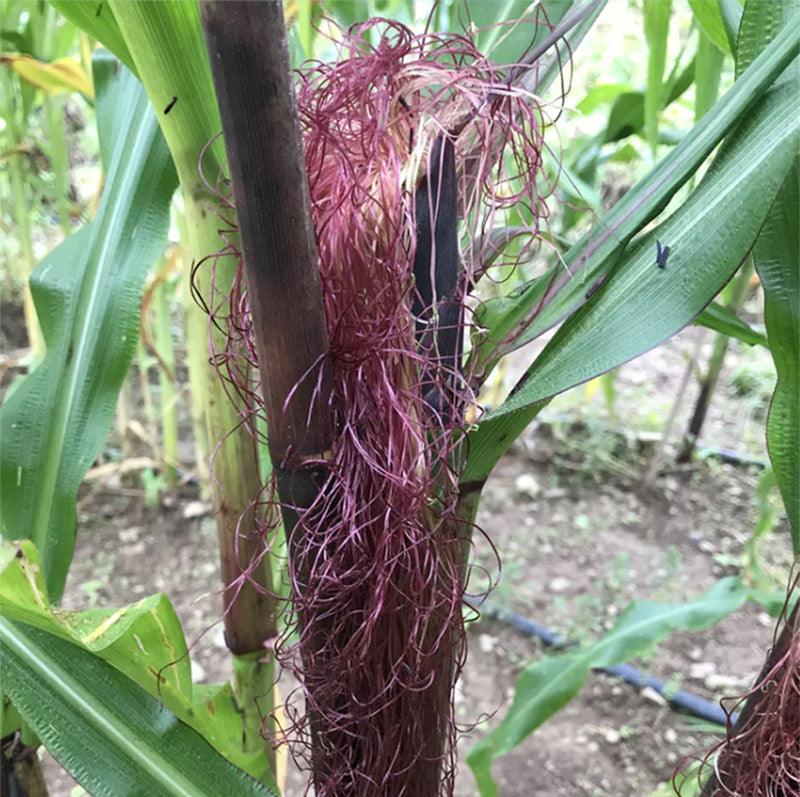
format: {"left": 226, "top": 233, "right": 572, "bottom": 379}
{"left": 17, "top": 313, "right": 791, "bottom": 797}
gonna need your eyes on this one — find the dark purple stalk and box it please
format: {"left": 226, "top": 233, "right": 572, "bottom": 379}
{"left": 201, "top": 2, "right": 333, "bottom": 466}
{"left": 201, "top": 0, "right": 335, "bottom": 782}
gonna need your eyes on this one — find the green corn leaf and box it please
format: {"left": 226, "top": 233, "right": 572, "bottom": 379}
{"left": 0, "top": 540, "right": 276, "bottom": 786}
{"left": 0, "top": 53, "right": 177, "bottom": 602}
{"left": 470, "top": 21, "right": 798, "bottom": 381}
{"left": 462, "top": 0, "right": 606, "bottom": 98}
{"left": 577, "top": 82, "right": 632, "bottom": 113}
{"left": 736, "top": 0, "right": 799, "bottom": 76}
{"left": 643, "top": 0, "right": 672, "bottom": 152}
{"left": 52, "top": 1, "right": 225, "bottom": 191}
{"left": 695, "top": 302, "right": 768, "bottom": 348}
{"left": 604, "top": 56, "right": 694, "bottom": 143}
{"left": 689, "top": 0, "right": 732, "bottom": 55}
{"left": 296, "top": 0, "right": 314, "bottom": 58}
{"left": 107, "top": 0, "right": 226, "bottom": 191}
{"left": 48, "top": 0, "right": 134, "bottom": 73}
{"left": 695, "top": 27, "right": 724, "bottom": 120}
{"left": 325, "top": 0, "right": 371, "bottom": 28}
{"left": 600, "top": 27, "right": 695, "bottom": 143}
{"left": 467, "top": 578, "right": 750, "bottom": 796}
{"left": 0, "top": 617, "right": 276, "bottom": 797}
{"left": 756, "top": 163, "right": 799, "bottom": 551}
{"left": 738, "top": 0, "right": 799, "bottom": 550}
{"left": 465, "top": 31, "right": 799, "bottom": 484}
{"left": 471, "top": 0, "right": 574, "bottom": 66}
{"left": 526, "top": 0, "right": 607, "bottom": 96}
{"left": 718, "top": 0, "right": 743, "bottom": 52}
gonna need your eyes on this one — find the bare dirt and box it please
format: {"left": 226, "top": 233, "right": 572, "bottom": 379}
{"left": 34, "top": 320, "right": 793, "bottom": 797}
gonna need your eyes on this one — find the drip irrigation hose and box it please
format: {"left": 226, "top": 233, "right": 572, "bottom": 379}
{"left": 466, "top": 597, "right": 739, "bottom": 727}
{"left": 696, "top": 446, "right": 767, "bottom": 470}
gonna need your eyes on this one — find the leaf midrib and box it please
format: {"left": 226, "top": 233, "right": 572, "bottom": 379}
{"left": 1, "top": 618, "right": 199, "bottom": 796}
{"left": 30, "top": 84, "right": 158, "bottom": 572}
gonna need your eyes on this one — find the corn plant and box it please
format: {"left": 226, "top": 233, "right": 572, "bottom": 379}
{"left": 1, "top": 0, "right": 91, "bottom": 355}
{"left": 1, "top": 1, "right": 798, "bottom": 795}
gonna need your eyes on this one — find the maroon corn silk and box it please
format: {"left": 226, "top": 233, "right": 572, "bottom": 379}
{"left": 674, "top": 577, "right": 800, "bottom": 797}
{"left": 199, "top": 17, "right": 558, "bottom": 795}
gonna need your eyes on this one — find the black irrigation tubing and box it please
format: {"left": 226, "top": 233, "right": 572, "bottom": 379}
{"left": 465, "top": 596, "right": 740, "bottom": 727}
{"left": 696, "top": 446, "right": 767, "bottom": 470}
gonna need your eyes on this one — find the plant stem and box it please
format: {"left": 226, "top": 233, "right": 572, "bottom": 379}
{"left": 175, "top": 203, "right": 209, "bottom": 490}
{"left": 136, "top": 341, "right": 159, "bottom": 461}
{"left": 201, "top": 2, "right": 333, "bottom": 787}
{"left": 44, "top": 95, "right": 72, "bottom": 235}
{"left": 188, "top": 172, "right": 280, "bottom": 786}
{"left": 201, "top": 2, "right": 333, "bottom": 464}
{"left": 109, "top": 1, "right": 280, "bottom": 779}
{"left": 184, "top": 195, "right": 278, "bottom": 771}
{"left": 233, "top": 652, "right": 276, "bottom": 758}
{"left": 115, "top": 377, "right": 133, "bottom": 461}
{"left": 1, "top": 69, "right": 43, "bottom": 357}
{"left": 153, "top": 276, "right": 179, "bottom": 486}
{"left": 677, "top": 258, "right": 754, "bottom": 462}
{"left": 643, "top": 331, "right": 706, "bottom": 484}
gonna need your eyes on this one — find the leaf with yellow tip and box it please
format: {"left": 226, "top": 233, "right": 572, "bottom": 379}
{"left": 0, "top": 540, "right": 276, "bottom": 788}
{"left": 2, "top": 53, "right": 94, "bottom": 98}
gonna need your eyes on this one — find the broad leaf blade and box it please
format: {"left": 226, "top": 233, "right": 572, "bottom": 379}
{"left": 643, "top": 0, "right": 671, "bottom": 151}
{"left": 107, "top": 0, "right": 226, "bottom": 189}
{"left": 756, "top": 162, "right": 799, "bottom": 551}
{"left": 689, "top": 0, "right": 732, "bottom": 55}
{"left": 466, "top": 42, "right": 799, "bottom": 483}
{"left": 603, "top": 54, "right": 695, "bottom": 143}
{"left": 470, "top": 21, "right": 799, "bottom": 376}
{"left": 695, "top": 27, "right": 724, "bottom": 120}
{"left": 0, "top": 541, "right": 275, "bottom": 785}
{"left": 325, "top": 0, "right": 370, "bottom": 29}
{"left": 471, "top": 0, "right": 574, "bottom": 66}
{"left": 2, "top": 53, "right": 93, "bottom": 97}
{"left": 48, "top": 0, "right": 135, "bottom": 72}
{"left": 0, "top": 618, "right": 276, "bottom": 797}
{"left": 719, "top": 0, "right": 743, "bottom": 52}
{"left": 738, "top": 0, "right": 800, "bottom": 549}
{"left": 525, "top": 1, "right": 608, "bottom": 98}
{"left": 735, "top": 0, "right": 799, "bottom": 76}
{"left": 467, "top": 579, "right": 749, "bottom": 796}
{"left": 695, "top": 302, "right": 768, "bottom": 348}
{"left": 0, "top": 54, "right": 177, "bottom": 601}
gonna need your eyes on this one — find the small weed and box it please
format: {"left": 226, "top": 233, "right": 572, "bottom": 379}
{"left": 729, "top": 355, "right": 775, "bottom": 402}
{"left": 574, "top": 513, "right": 592, "bottom": 533}
{"left": 141, "top": 468, "right": 168, "bottom": 508}
{"left": 618, "top": 723, "right": 636, "bottom": 740}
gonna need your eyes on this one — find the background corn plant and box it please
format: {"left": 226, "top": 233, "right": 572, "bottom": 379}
{"left": 0, "top": 0, "right": 797, "bottom": 794}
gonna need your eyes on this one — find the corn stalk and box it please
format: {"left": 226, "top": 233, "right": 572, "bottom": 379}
{"left": 152, "top": 273, "right": 179, "bottom": 485}
{"left": 93, "top": 0, "right": 279, "bottom": 777}
{"left": 200, "top": 1, "right": 334, "bottom": 786}
{"left": 0, "top": 67, "right": 43, "bottom": 357}
{"left": 175, "top": 203, "right": 210, "bottom": 487}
